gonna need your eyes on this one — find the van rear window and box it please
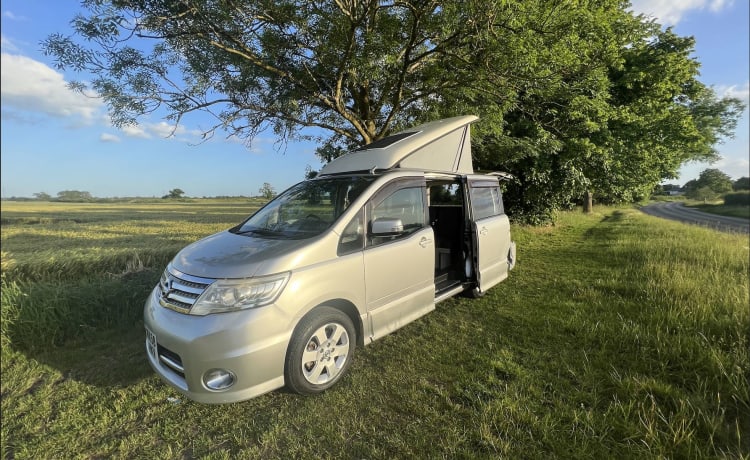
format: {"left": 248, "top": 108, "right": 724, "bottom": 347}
{"left": 470, "top": 186, "right": 504, "bottom": 220}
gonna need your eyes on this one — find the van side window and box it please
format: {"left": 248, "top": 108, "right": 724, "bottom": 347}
{"left": 368, "top": 187, "right": 425, "bottom": 247}
{"left": 470, "top": 186, "right": 504, "bottom": 220}
{"left": 337, "top": 210, "right": 364, "bottom": 255}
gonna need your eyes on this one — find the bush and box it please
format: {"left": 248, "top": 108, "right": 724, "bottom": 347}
{"left": 723, "top": 191, "right": 750, "bottom": 206}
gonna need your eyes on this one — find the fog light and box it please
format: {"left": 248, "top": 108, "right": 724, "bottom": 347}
{"left": 203, "top": 369, "right": 236, "bottom": 391}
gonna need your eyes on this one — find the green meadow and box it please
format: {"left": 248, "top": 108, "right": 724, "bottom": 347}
{"left": 1, "top": 200, "right": 748, "bottom": 458}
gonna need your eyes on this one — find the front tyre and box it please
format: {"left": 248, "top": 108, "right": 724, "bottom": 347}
{"left": 285, "top": 307, "right": 356, "bottom": 395}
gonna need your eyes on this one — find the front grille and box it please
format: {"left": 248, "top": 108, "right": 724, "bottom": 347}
{"left": 158, "top": 265, "right": 214, "bottom": 313}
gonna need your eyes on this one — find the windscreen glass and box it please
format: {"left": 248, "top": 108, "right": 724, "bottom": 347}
{"left": 235, "top": 176, "right": 375, "bottom": 239}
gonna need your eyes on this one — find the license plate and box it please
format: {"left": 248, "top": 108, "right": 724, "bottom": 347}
{"left": 146, "top": 328, "right": 157, "bottom": 358}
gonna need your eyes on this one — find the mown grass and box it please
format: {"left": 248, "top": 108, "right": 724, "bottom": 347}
{"left": 1, "top": 201, "right": 748, "bottom": 458}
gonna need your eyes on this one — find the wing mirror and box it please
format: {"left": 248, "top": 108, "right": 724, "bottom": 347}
{"left": 371, "top": 218, "right": 404, "bottom": 236}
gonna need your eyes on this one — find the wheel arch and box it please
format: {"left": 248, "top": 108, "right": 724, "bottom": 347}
{"left": 321, "top": 299, "right": 365, "bottom": 347}
{"left": 289, "top": 299, "right": 365, "bottom": 350}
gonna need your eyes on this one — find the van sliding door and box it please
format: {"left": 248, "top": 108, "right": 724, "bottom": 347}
{"left": 466, "top": 177, "right": 512, "bottom": 293}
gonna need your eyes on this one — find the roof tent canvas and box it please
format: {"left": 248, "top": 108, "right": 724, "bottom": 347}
{"left": 319, "top": 115, "right": 479, "bottom": 175}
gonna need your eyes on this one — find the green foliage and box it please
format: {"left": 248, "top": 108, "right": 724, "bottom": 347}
{"left": 42, "top": 0, "right": 496, "bottom": 145}
{"left": 684, "top": 168, "right": 734, "bottom": 199}
{"left": 42, "top": 1, "right": 745, "bottom": 224}
{"left": 1, "top": 203, "right": 747, "bottom": 457}
{"left": 162, "top": 188, "right": 185, "bottom": 199}
{"left": 258, "top": 182, "right": 276, "bottom": 199}
{"left": 733, "top": 176, "right": 750, "bottom": 191}
{"left": 32, "top": 192, "right": 52, "bottom": 201}
{"left": 56, "top": 190, "right": 93, "bottom": 202}
{"left": 724, "top": 191, "right": 750, "bottom": 206}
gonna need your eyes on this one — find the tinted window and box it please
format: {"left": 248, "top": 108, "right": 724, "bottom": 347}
{"left": 471, "top": 186, "right": 503, "bottom": 220}
{"left": 429, "top": 183, "right": 462, "bottom": 206}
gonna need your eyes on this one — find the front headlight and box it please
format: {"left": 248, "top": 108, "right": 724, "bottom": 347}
{"left": 190, "top": 272, "right": 290, "bottom": 316}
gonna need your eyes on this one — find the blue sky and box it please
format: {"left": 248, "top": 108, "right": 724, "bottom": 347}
{"left": 1, "top": 0, "right": 748, "bottom": 198}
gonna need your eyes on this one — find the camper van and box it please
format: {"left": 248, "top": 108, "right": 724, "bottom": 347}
{"left": 144, "top": 115, "right": 516, "bottom": 403}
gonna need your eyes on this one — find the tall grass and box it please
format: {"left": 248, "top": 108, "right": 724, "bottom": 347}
{"left": 1, "top": 202, "right": 747, "bottom": 458}
{"left": 1, "top": 201, "right": 257, "bottom": 350}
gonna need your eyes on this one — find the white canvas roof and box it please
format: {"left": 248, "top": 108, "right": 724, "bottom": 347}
{"left": 319, "top": 115, "right": 478, "bottom": 175}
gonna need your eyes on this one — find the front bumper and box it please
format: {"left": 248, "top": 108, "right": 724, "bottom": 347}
{"left": 143, "top": 287, "right": 291, "bottom": 403}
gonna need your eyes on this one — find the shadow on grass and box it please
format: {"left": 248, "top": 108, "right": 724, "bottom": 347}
{"left": 2, "top": 270, "right": 159, "bottom": 387}
{"left": 22, "top": 326, "right": 153, "bottom": 388}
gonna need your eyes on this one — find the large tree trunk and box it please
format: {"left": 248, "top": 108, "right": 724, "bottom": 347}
{"left": 583, "top": 191, "right": 593, "bottom": 213}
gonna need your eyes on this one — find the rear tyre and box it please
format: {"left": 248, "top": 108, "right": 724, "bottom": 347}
{"left": 285, "top": 307, "right": 356, "bottom": 395}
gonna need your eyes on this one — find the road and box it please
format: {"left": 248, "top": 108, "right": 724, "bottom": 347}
{"left": 640, "top": 201, "right": 750, "bottom": 234}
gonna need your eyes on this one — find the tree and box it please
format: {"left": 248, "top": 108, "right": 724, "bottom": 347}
{"left": 733, "top": 177, "right": 750, "bottom": 191}
{"left": 597, "top": 30, "right": 744, "bottom": 202}
{"left": 33, "top": 192, "right": 52, "bottom": 201}
{"left": 304, "top": 165, "right": 318, "bottom": 180}
{"left": 470, "top": 24, "right": 744, "bottom": 222}
{"left": 259, "top": 183, "right": 275, "bottom": 200}
{"left": 163, "top": 188, "right": 185, "bottom": 199}
{"left": 57, "top": 190, "right": 93, "bottom": 201}
{"left": 684, "top": 168, "right": 733, "bottom": 199}
{"left": 43, "top": 0, "right": 503, "bottom": 149}
{"left": 43, "top": 0, "right": 745, "bottom": 224}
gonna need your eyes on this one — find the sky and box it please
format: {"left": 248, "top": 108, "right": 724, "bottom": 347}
{"left": 1, "top": 1, "right": 748, "bottom": 198}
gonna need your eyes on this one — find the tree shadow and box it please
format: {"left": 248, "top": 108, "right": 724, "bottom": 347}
{"left": 4, "top": 271, "right": 158, "bottom": 388}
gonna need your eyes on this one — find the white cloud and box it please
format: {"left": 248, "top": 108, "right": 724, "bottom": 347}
{"left": 117, "top": 120, "right": 204, "bottom": 141}
{"left": 2, "top": 51, "right": 210, "bottom": 144}
{"left": 630, "top": 0, "right": 734, "bottom": 25}
{"left": 1, "top": 34, "right": 20, "bottom": 52}
{"left": 716, "top": 82, "right": 750, "bottom": 106}
{"left": 149, "top": 121, "right": 183, "bottom": 138}
{"left": 3, "top": 11, "right": 27, "bottom": 21}
{"left": 714, "top": 156, "right": 750, "bottom": 179}
{"left": 100, "top": 133, "right": 121, "bottom": 143}
{"left": 1, "top": 52, "right": 103, "bottom": 122}
{"left": 120, "top": 124, "right": 151, "bottom": 139}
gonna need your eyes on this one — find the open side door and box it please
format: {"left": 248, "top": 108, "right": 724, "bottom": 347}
{"left": 465, "top": 176, "right": 513, "bottom": 294}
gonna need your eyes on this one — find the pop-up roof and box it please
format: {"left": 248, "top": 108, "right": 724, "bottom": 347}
{"left": 319, "top": 115, "right": 478, "bottom": 175}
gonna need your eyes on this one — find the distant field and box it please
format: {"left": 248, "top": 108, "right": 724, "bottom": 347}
{"left": 1, "top": 201, "right": 748, "bottom": 458}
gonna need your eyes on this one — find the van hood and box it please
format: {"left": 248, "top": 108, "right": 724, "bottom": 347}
{"left": 171, "top": 230, "right": 310, "bottom": 279}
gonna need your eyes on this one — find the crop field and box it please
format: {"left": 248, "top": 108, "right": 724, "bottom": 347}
{"left": 1, "top": 200, "right": 748, "bottom": 458}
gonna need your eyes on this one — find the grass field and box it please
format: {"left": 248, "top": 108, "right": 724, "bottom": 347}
{"left": 688, "top": 202, "right": 750, "bottom": 219}
{"left": 1, "top": 200, "right": 748, "bottom": 458}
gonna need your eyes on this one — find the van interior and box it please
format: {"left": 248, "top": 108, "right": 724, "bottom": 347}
{"left": 427, "top": 179, "right": 471, "bottom": 297}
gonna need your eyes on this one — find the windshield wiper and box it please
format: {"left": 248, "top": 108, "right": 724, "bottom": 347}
{"left": 234, "top": 227, "right": 281, "bottom": 237}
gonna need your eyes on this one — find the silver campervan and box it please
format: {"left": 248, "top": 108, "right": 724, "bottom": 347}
{"left": 144, "top": 115, "right": 516, "bottom": 403}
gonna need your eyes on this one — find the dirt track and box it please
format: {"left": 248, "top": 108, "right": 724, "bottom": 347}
{"left": 640, "top": 201, "right": 749, "bottom": 234}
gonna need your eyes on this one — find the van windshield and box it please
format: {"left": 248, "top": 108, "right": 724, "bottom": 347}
{"left": 234, "top": 176, "right": 375, "bottom": 239}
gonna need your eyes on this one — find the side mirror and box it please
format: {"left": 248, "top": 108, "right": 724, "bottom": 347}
{"left": 371, "top": 218, "right": 404, "bottom": 236}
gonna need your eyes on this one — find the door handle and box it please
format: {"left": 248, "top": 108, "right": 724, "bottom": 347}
{"left": 479, "top": 227, "right": 488, "bottom": 236}
{"left": 419, "top": 237, "right": 432, "bottom": 248}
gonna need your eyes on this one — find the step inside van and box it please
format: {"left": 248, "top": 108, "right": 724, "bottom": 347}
{"left": 144, "top": 115, "right": 516, "bottom": 403}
